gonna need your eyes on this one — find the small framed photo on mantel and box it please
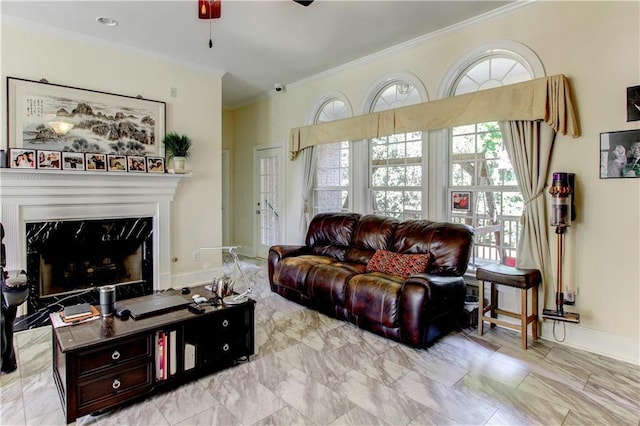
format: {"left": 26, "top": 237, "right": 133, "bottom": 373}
{"left": 107, "top": 154, "right": 127, "bottom": 172}
{"left": 127, "top": 155, "right": 147, "bottom": 173}
{"left": 85, "top": 153, "right": 107, "bottom": 171}
{"left": 62, "top": 152, "right": 85, "bottom": 170}
{"left": 37, "top": 150, "right": 61, "bottom": 169}
{"left": 9, "top": 148, "right": 36, "bottom": 168}
{"left": 147, "top": 156, "right": 165, "bottom": 173}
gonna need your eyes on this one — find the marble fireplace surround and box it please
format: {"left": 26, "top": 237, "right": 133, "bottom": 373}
{"left": 0, "top": 169, "right": 187, "bottom": 302}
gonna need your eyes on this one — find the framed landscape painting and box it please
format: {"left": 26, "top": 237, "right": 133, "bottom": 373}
{"left": 7, "top": 77, "right": 166, "bottom": 157}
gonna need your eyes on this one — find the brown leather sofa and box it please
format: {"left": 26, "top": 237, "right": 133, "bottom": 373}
{"left": 268, "top": 213, "right": 474, "bottom": 347}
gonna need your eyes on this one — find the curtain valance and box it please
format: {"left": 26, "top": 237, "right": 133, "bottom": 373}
{"left": 289, "top": 74, "right": 580, "bottom": 159}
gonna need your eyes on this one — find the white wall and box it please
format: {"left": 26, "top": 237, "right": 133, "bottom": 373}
{"left": 1, "top": 23, "right": 225, "bottom": 286}
{"left": 229, "top": 1, "right": 640, "bottom": 363}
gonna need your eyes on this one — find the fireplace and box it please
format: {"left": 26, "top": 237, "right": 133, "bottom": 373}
{"left": 0, "top": 168, "right": 187, "bottom": 329}
{"left": 25, "top": 217, "right": 154, "bottom": 318}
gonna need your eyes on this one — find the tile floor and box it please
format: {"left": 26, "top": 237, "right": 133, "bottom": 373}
{"left": 1, "top": 259, "right": 639, "bottom": 425}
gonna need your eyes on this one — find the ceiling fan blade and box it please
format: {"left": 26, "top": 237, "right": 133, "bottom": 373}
{"left": 293, "top": 0, "right": 314, "bottom": 6}
{"left": 198, "top": 0, "right": 221, "bottom": 19}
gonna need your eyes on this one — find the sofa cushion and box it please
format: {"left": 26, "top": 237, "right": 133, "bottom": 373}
{"left": 346, "top": 272, "right": 404, "bottom": 328}
{"left": 344, "top": 215, "right": 399, "bottom": 265}
{"left": 306, "top": 213, "right": 361, "bottom": 261}
{"left": 391, "top": 220, "right": 474, "bottom": 276}
{"left": 308, "top": 262, "right": 365, "bottom": 307}
{"left": 365, "top": 250, "right": 431, "bottom": 278}
{"left": 273, "top": 255, "right": 335, "bottom": 293}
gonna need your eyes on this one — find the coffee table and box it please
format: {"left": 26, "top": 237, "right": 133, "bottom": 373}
{"left": 51, "top": 285, "right": 255, "bottom": 424}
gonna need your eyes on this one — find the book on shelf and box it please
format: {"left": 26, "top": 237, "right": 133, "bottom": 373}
{"left": 156, "top": 329, "right": 178, "bottom": 381}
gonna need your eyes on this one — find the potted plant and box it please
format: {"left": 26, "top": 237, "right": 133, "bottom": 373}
{"left": 162, "top": 132, "right": 192, "bottom": 173}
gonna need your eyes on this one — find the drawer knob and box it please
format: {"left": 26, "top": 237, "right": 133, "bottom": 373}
{"left": 112, "top": 378, "right": 121, "bottom": 390}
{"left": 222, "top": 319, "right": 229, "bottom": 327}
{"left": 111, "top": 350, "right": 121, "bottom": 361}
{"left": 222, "top": 343, "right": 230, "bottom": 352}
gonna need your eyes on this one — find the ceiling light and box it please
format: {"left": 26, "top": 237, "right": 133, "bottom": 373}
{"left": 96, "top": 17, "right": 118, "bottom": 27}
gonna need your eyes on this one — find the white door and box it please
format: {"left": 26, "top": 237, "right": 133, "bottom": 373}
{"left": 254, "top": 147, "right": 283, "bottom": 258}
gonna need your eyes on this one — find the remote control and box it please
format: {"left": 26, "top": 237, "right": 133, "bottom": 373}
{"left": 188, "top": 303, "right": 205, "bottom": 314}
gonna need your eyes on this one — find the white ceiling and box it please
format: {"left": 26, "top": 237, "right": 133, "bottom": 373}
{"left": 1, "top": 0, "right": 515, "bottom": 109}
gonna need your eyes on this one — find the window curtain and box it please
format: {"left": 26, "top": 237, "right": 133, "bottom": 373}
{"left": 299, "top": 146, "right": 316, "bottom": 242}
{"left": 499, "top": 120, "right": 556, "bottom": 305}
{"left": 290, "top": 74, "right": 579, "bottom": 159}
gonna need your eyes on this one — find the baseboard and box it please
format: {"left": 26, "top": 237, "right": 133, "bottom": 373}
{"left": 170, "top": 267, "right": 224, "bottom": 290}
{"left": 539, "top": 321, "right": 639, "bottom": 365}
{"left": 478, "top": 284, "right": 639, "bottom": 365}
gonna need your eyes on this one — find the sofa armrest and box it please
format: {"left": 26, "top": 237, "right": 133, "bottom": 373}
{"left": 268, "top": 245, "right": 310, "bottom": 288}
{"left": 400, "top": 274, "right": 466, "bottom": 347}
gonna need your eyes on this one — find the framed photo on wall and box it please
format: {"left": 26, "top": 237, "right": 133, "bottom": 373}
{"left": 147, "top": 156, "right": 165, "bottom": 173}
{"left": 62, "top": 152, "right": 85, "bottom": 170}
{"left": 37, "top": 150, "right": 61, "bottom": 169}
{"left": 627, "top": 85, "right": 640, "bottom": 122}
{"left": 9, "top": 148, "right": 36, "bottom": 168}
{"left": 451, "top": 191, "right": 472, "bottom": 211}
{"left": 6, "top": 77, "right": 166, "bottom": 156}
{"left": 600, "top": 129, "right": 640, "bottom": 178}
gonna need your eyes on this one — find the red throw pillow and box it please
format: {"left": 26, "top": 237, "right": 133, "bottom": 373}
{"left": 366, "top": 250, "right": 431, "bottom": 278}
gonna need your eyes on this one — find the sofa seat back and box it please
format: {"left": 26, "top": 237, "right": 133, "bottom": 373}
{"left": 306, "top": 213, "right": 361, "bottom": 261}
{"left": 344, "top": 214, "right": 399, "bottom": 265}
{"left": 391, "top": 220, "right": 474, "bottom": 276}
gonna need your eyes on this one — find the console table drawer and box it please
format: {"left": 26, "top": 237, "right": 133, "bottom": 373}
{"left": 78, "top": 335, "right": 151, "bottom": 375}
{"left": 211, "top": 310, "right": 244, "bottom": 334}
{"left": 77, "top": 362, "right": 152, "bottom": 409}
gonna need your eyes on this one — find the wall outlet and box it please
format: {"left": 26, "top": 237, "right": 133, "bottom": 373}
{"left": 192, "top": 251, "right": 200, "bottom": 262}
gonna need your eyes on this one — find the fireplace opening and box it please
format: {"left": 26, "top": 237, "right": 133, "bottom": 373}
{"left": 21, "top": 217, "right": 154, "bottom": 328}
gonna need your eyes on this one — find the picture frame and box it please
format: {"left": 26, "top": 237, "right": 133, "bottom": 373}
{"left": 107, "top": 154, "right": 127, "bottom": 172}
{"left": 627, "top": 85, "right": 640, "bottom": 122}
{"left": 127, "top": 155, "right": 147, "bottom": 173}
{"left": 6, "top": 77, "right": 166, "bottom": 156}
{"left": 147, "top": 156, "right": 165, "bottom": 173}
{"left": 85, "top": 153, "right": 107, "bottom": 171}
{"left": 9, "top": 148, "right": 36, "bottom": 169}
{"left": 37, "top": 150, "right": 61, "bottom": 169}
{"left": 62, "top": 152, "right": 85, "bottom": 170}
{"left": 451, "top": 191, "right": 472, "bottom": 211}
{"left": 600, "top": 129, "right": 640, "bottom": 178}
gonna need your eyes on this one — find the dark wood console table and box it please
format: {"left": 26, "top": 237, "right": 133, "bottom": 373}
{"left": 51, "top": 286, "right": 255, "bottom": 424}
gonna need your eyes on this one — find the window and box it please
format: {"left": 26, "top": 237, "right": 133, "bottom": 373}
{"left": 448, "top": 55, "right": 533, "bottom": 268}
{"left": 313, "top": 99, "right": 350, "bottom": 214}
{"left": 369, "top": 82, "right": 424, "bottom": 219}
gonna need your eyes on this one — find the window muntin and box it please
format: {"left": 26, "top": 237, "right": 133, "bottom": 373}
{"left": 314, "top": 100, "right": 350, "bottom": 214}
{"left": 448, "top": 55, "right": 531, "bottom": 268}
{"left": 370, "top": 83, "right": 423, "bottom": 219}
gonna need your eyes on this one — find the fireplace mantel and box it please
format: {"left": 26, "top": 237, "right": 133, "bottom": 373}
{"left": 0, "top": 168, "right": 189, "bottom": 291}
